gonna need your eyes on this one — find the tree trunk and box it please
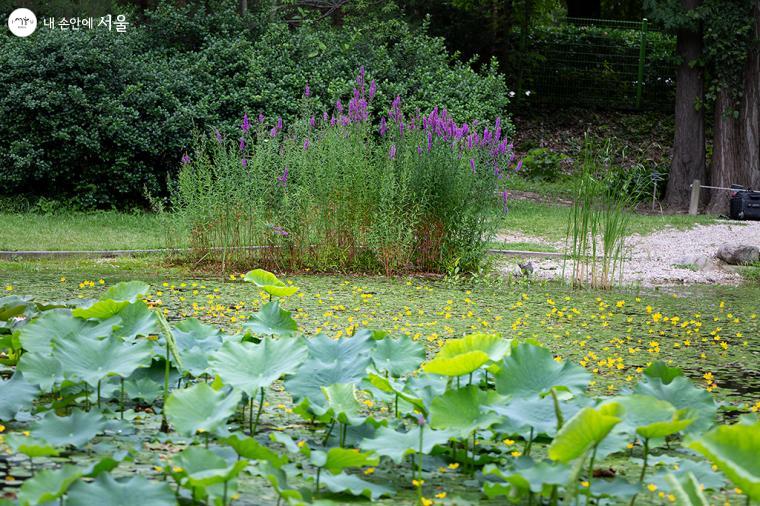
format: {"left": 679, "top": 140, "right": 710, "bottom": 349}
{"left": 746, "top": 0, "right": 760, "bottom": 191}
{"left": 664, "top": 0, "right": 705, "bottom": 211}
{"left": 706, "top": 0, "right": 760, "bottom": 213}
{"left": 707, "top": 90, "right": 746, "bottom": 213}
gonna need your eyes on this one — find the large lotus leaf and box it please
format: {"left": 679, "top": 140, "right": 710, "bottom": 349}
{"left": 102, "top": 281, "right": 151, "bottom": 302}
{"left": 224, "top": 433, "right": 288, "bottom": 467}
{"left": 0, "top": 295, "right": 36, "bottom": 321}
{"left": 254, "top": 461, "right": 304, "bottom": 502}
{"left": 17, "top": 352, "right": 62, "bottom": 391}
{"left": 5, "top": 434, "right": 59, "bottom": 458}
{"left": 172, "top": 446, "right": 248, "bottom": 490}
{"left": 306, "top": 331, "right": 373, "bottom": 365}
{"left": 243, "top": 301, "right": 298, "bottom": 336}
{"left": 359, "top": 426, "right": 455, "bottom": 464}
{"left": 311, "top": 383, "right": 364, "bottom": 425}
{"left": 123, "top": 377, "right": 162, "bottom": 402}
{"left": 18, "top": 309, "right": 113, "bottom": 353}
{"left": 0, "top": 372, "right": 38, "bottom": 420}
{"left": 310, "top": 447, "right": 379, "bottom": 474}
{"left": 494, "top": 342, "right": 590, "bottom": 398}
{"left": 688, "top": 421, "right": 760, "bottom": 500}
{"left": 243, "top": 269, "right": 299, "bottom": 297}
{"left": 610, "top": 395, "right": 694, "bottom": 440}
{"left": 178, "top": 346, "right": 213, "bottom": 377}
{"left": 67, "top": 473, "right": 175, "bottom": 506}
{"left": 112, "top": 301, "right": 158, "bottom": 340}
{"left": 321, "top": 472, "right": 395, "bottom": 500}
{"left": 365, "top": 372, "right": 427, "bottom": 416}
{"left": 32, "top": 409, "right": 105, "bottom": 448}
{"left": 589, "top": 477, "right": 641, "bottom": 500}
{"left": 440, "top": 333, "right": 511, "bottom": 362}
{"left": 643, "top": 361, "right": 683, "bottom": 384}
{"left": 209, "top": 337, "right": 307, "bottom": 397}
{"left": 423, "top": 350, "right": 490, "bottom": 377}
{"left": 429, "top": 385, "right": 502, "bottom": 437}
{"left": 547, "top": 404, "right": 622, "bottom": 463}
{"left": 173, "top": 318, "right": 223, "bottom": 352}
{"left": 483, "top": 459, "right": 572, "bottom": 495}
{"left": 53, "top": 333, "right": 153, "bottom": 387}
{"left": 371, "top": 334, "right": 425, "bottom": 377}
{"left": 285, "top": 335, "right": 372, "bottom": 406}
{"left": 165, "top": 382, "right": 242, "bottom": 436}
{"left": 486, "top": 395, "right": 559, "bottom": 438}
{"left": 634, "top": 375, "right": 716, "bottom": 433}
{"left": 405, "top": 374, "right": 449, "bottom": 412}
{"left": 17, "top": 464, "right": 82, "bottom": 506}
{"left": 72, "top": 299, "right": 129, "bottom": 320}
{"left": 665, "top": 472, "right": 709, "bottom": 506}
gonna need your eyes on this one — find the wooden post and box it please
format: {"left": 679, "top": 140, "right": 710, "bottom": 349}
{"left": 689, "top": 179, "right": 700, "bottom": 215}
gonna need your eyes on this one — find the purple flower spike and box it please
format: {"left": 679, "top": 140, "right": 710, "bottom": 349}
{"left": 389, "top": 144, "right": 397, "bottom": 160}
{"left": 277, "top": 116, "right": 283, "bottom": 130}
{"left": 242, "top": 158, "right": 247, "bottom": 167}
{"left": 303, "top": 138, "right": 310, "bottom": 150}
{"left": 515, "top": 160, "right": 523, "bottom": 171}
{"left": 304, "top": 82, "right": 311, "bottom": 98}
{"left": 309, "top": 116, "right": 316, "bottom": 128}
{"left": 379, "top": 117, "right": 387, "bottom": 137}
{"left": 336, "top": 100, "right": 343, "bottom": 114}
{"left": 239, "top": 138, "right": 246, "bottom": 151}
{"left": 277, "top": 167, "right": 289, "bottom": 187}
{"left": 181, "top": 153, "right": 191, "bottom": 165}
{"left": 369, "top": 79, "right": 376, "bottom": 100}
{"left": 270, "top": 127, "right": 277, "bottom": 138}
{"left": 258, "top": 113, "right": 265, "bottom": 124}
{"left": 214, "top": 128, "right": 223, "bottom": 143}
{"left": 500, "top": 190, "right": 509, "bottom": 213}
{"left": 323, "top": 111, "right": 329, "bottom": 122}
{"left": 470, "top": 158, "right": 476, "bottom": 173}
{"left": 241, "top": 113, "right": 250, "bottom": 133}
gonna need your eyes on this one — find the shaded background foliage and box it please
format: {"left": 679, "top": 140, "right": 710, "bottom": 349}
{"left": 0, "top": 0, "right": 509, "bottom": 208}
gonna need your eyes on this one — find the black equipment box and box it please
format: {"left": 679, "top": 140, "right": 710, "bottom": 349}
{"left": 729, "top": 185, "right": 760, "bottom": 220}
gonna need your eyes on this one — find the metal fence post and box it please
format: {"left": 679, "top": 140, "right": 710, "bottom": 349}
{"left": 636, "top": 18, "right": 648, "bottom": 109}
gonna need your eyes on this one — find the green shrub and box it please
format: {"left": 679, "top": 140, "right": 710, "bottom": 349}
{"left": 519, "top": 148, "right": 568, "bottom": 181}
{"left": 168, "top": 70, "right": 515, "bottom": 274}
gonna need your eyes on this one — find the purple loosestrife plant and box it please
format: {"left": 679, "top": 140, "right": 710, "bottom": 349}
{"left": 181, "top": 153, "right": 191, "bottom": 165}
{"left": 174, "top": 66, "right": 518, "bottom": 274}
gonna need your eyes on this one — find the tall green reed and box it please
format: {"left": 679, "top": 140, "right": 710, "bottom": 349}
{"left": 564, "top": 137, "right": 641, "bottom": 289}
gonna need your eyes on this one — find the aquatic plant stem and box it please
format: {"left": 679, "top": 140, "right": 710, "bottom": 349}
{"left": 251, "top": 387, "right": 265, "bottom": 435}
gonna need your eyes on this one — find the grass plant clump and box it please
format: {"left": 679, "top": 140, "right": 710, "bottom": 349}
{"left": 564, "top": 138, "right": 644, "bottom": 289}
{"left": 167, "top": 68, "right": 516, "bottom": 275}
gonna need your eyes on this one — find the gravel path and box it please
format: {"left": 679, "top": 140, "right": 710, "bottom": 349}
{"left": 499, "top": 221, "right": 760, "bottom": 286}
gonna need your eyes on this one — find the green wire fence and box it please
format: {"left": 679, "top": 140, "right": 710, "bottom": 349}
{"left": 512, "top": 17, "right": 677, "bottom": 110}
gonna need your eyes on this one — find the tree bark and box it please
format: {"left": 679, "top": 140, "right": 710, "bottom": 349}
{"left": 706, "top": 0, "right": 760, "bottom": 213}
{"left": 664, "top": 0, "right": 705, "bottom": 211}
{"left": 746, "top": 0, "right": 760, "bottom": 191}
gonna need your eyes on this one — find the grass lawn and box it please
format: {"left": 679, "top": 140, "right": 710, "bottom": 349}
{"left": 1, "top": 202, "right": 718, "bottom": 252}
{"left": 500, "top": 200, "right": 718, "bottom": 242}
{"left": 0, "top": 212, "right": 172, "bottom": 251}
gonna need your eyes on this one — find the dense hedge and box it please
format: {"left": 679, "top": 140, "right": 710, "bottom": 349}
{"left": 0, "top": 6, "right": 510, "bottom": 208}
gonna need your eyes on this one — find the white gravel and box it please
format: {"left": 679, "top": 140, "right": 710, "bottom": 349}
{"left": 499, "top": 221, "right": 760, "bottom": 286}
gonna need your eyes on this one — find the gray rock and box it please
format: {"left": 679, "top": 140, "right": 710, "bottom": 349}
{"left": 673, "top": 255, "right": 717, "bottom": 271}
{"left": 716, "top": 244, "right": 760, "bottom": 265}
